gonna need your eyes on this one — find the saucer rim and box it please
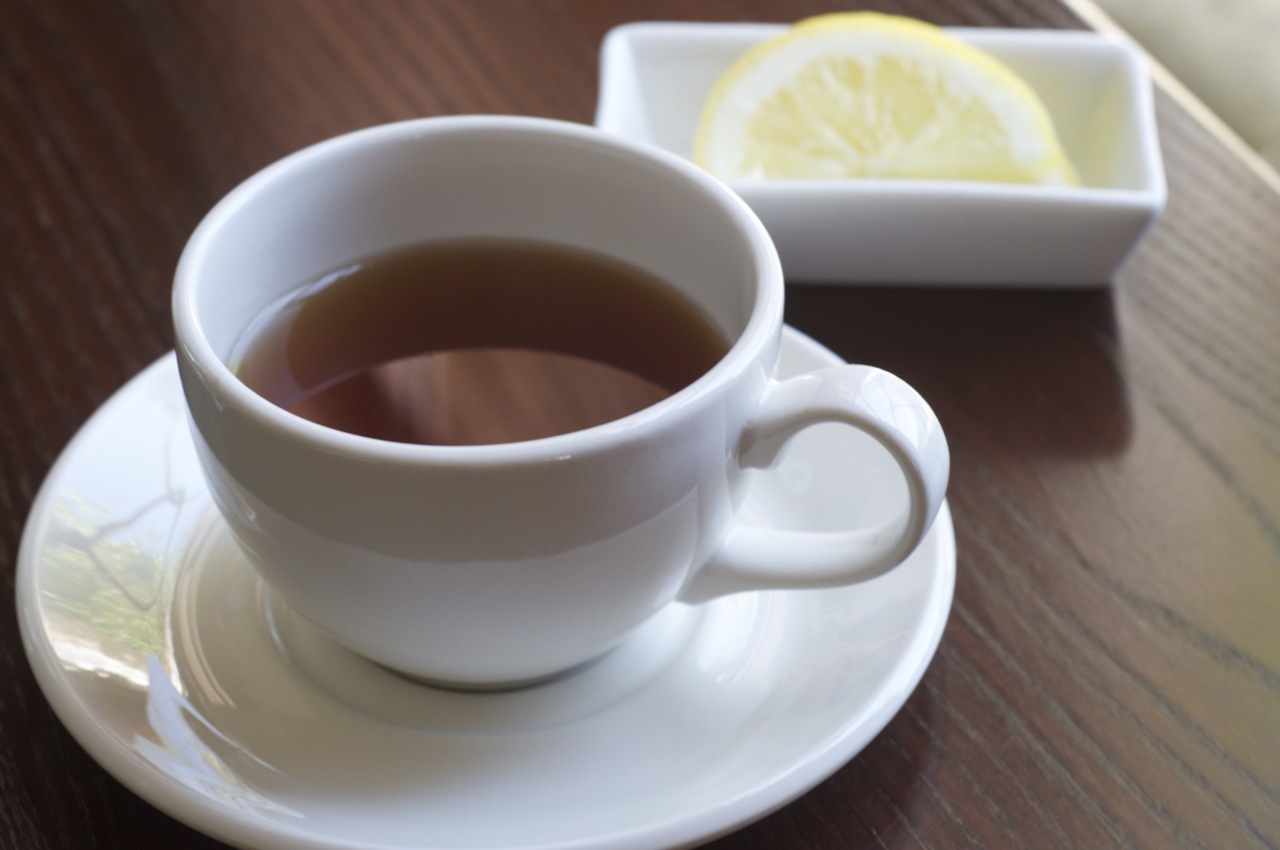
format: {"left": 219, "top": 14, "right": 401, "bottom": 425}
{"left": 16, "top": 327, "right": 956, "bottom": 850}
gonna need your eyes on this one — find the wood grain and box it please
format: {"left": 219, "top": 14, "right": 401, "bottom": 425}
{"left": 1, "top": 1, "right": 1277, "bottom": 848}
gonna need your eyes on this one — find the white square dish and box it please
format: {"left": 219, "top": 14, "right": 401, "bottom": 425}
{"left": 595, "top": 22, "right": 1167, "bottom": 286}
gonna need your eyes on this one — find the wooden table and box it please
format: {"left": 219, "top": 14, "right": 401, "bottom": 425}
{"left": 2, "top": 1, "right": 1277, "bottom": 848}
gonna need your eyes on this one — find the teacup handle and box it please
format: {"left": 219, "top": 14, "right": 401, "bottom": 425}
{"left": 680, "top": 365, "right": 950, "bottom": 603}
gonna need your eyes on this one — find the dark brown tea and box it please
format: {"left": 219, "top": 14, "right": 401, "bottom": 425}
{"left": 232, "top": 238, "right": 730, "bottom": 445}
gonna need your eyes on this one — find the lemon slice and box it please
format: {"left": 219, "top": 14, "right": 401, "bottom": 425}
{"left": 694, "top": 13, "right": 1077, "bottom": 185}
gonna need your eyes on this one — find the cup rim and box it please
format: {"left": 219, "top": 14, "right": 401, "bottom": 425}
{"left": 172, "top": 114, "right": 784, "bottom": 465}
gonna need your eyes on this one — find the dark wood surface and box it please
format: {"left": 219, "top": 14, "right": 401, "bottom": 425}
{"left": 3, "top": 1, "right": 1278, "bottom": 848}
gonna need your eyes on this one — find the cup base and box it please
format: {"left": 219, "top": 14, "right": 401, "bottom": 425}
{"left": 240, "top": 553, "right": 704, "bottom": 731}
{"left": 371, "top": 648, "right": 616, "bottom": 694}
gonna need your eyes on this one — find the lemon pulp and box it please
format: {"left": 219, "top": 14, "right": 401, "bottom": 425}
{"left": 694, "top": 13, "right": 1077, "bottom": 185}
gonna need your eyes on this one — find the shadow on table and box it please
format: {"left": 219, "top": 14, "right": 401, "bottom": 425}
{"left": 784, "top": 284, "right": 1133, "bottom": 459}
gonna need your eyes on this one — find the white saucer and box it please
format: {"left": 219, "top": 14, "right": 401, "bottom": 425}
{"left": 17, "top": 327, "right": 955, "bottom": 850}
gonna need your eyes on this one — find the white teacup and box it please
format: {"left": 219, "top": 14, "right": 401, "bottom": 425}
{"left": 173, "top": 115, "right": 949, "bottom": 688}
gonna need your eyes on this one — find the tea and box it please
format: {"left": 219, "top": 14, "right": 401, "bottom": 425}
{"left": 231, "top": 238, "right": 730, "bottom": 445}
